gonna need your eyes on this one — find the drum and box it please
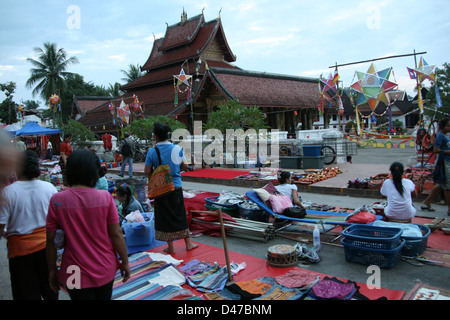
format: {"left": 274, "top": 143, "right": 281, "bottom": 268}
{"left": 267, "top": 244, "right": 298, "bottom": 267}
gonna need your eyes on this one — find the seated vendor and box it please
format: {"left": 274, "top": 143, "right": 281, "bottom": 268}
{"left": 275, "top": 171, "right": 304, "bottom": 208}
{"left": 380, "top": 162, "right": 417, "bottom": 222}
{"left": 114, "top": 150, "right": 122, "bottom": 165}
{"left": 116, "top": 185, "right": 144, "bottom": 223}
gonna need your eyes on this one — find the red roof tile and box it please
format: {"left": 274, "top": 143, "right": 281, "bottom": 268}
{"left": 208, "top": 68, "right": 321, "bottom": 109}
{"left": 141, "top": 18, "right": 235, "bottom": 71}
{"left": 159, "top": 14, "right": 204, "bottom": 51}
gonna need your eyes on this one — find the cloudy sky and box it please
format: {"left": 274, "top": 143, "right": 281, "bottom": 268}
{"left": 1, "top": 0, "right": 449, "bottom": 108}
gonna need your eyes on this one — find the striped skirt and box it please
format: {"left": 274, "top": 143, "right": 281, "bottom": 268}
{"left": 153, "top": 188, "right": 190, "bottom": 241}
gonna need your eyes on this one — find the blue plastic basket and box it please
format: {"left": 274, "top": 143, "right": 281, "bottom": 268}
{"left": 123, "top": 212, "right": 155, "bottom": 247}
{"left": 342, "top": 238, "right": 405, "bottom": 269}
{"left": 401, "top": 224, "right": 431, "bottom": 257}
{"left": 342, "top": 225, "right": 402, "bottom": 250}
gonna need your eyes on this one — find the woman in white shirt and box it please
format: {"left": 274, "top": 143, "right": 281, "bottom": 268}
{"left": 275, "top": 171, "right": 304, "bottom": 208}
{"left": 380, "top": 162, "right": 417, "bottom": 222}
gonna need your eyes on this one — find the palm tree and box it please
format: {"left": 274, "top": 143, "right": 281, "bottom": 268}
{"left": 120, "top": 64, "right": 143, "bottom": 84}
{"left": 26, "top": 42, "right": 79, "bottom": 101}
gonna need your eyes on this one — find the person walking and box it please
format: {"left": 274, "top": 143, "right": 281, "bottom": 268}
{"left": 144, "top": 123, "right": 198, "bottom": 254}
{"left": 46, "top": 149, "right": 130, "bottom": 300}
{"left": 59, "top": 133, "right": 72, "bottom": 186}
{"left": 118, "top": 133, "right": 134, "bottom": 178}
{"left": 0, "top": 150, "right": 58, "bottom": 300}
{"left": 427, "top": 117, "right": 450, "bottom": 216}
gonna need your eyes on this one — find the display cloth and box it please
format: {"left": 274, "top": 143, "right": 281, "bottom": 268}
{"left": 181, "top": 168, "right": 251, "bottom": 180}
{"left": 112, "top": 241, "right": 405, "bottom": 300}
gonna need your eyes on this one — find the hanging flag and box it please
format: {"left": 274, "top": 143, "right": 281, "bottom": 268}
{"left": 435, "top": 82, "right": 443, "bottom": 108}
{"left": 406, "top": 67, "right": 416, "bottom": 80}
{"left": 333, "top": 68, "right": 340, "bottom": 84}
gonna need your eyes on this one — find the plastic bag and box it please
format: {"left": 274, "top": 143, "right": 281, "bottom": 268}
{"left": 346, "top": 205, "right": 376, "bottom": 224}
{"left": 125, "top": 210, "right": 145, "bottom": 223}
{"left": 269, "top": 194, "right": 293, "bottom": 213}
{"left": 54, "top": 229, "right": 65, "bottom": 249}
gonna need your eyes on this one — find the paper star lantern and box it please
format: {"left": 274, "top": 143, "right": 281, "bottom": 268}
{"left": 319, "top": 72, "right": 339, "bottom": 99}
{"left": 350, "top": 63, "right": 398, "bottom": 112}
{"left": 174, "top": 68, "right": 192, "bottom": 87}
{"left": 407, "top": 57, "right": 435, "bottom": 84}
{"left": 173, "top": 68, "right": 193, "bottom": 107}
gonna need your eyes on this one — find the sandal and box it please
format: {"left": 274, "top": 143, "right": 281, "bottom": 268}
{"left": 421, "top": 206, "right": 436, "bottom": 212}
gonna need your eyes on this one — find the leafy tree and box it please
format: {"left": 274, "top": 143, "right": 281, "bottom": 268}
{"left": 61, "top": 119, "right": 95, "bottom": 146}
{"left": 120, "top": 64, "right": 143, "bottom": 84}
{"left": 26, "top": 42, "right": 79, "bottom": 101}
{"left": 22, "top": 99, "right": 41, "bottom": 110}
{"left": 106, "top": 82, "right": 123, "bottom": 98}
{"left": 425, "top": 62, "right": 450, "bottom": 120}
{"left": 125, "top": 115, "right": 186, "bottom": 144}
{"left": 0, "top": 81, "right": 18, "bottom": 124}
{"left": 204, "top": 99, "right": 269, "bottom": 132}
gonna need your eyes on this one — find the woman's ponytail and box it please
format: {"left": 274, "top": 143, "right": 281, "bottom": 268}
{"left": 390, "top": 162, "right": 404, "bottom": 196}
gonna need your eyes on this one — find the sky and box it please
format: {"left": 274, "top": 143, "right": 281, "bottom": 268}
{"left": 0, "top": 0, "right": 449, "bottom": 109}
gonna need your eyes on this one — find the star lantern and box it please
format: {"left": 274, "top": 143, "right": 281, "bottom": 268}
{"left": 173, "top": 68, "right": 193, "bottom": 107}
{"left": 407, "top": 57, "right": 435, "bottom": 84}
{"left": 406, "top": 58, "right": 436, "bottom": 114}
{"left": 318, "top": 70, "right": 343, "bottom": 115}
{"left": 49, "top": 94, "right": 61, "bottom": 112}
{"left": 131, "top": 94, "right": 143, "bottom": 113}
{"left": 117, "top": 100, "right": 131, "bottom": 124}
{"left": 350, "top": 63, "right": 398, "bottom": 112}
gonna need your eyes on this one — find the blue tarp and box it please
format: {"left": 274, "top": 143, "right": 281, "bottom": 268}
{"left": 15, "top": 122, "right": 62, "bottom": 136}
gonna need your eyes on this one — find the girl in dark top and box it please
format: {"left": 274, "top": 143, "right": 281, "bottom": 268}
{"left": 116, "top": 185, "right": 144, "bottom": 222}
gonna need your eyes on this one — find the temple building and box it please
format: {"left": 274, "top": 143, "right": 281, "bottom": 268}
{"left": 75, "top": 11, "right": 339, "bottom": 135}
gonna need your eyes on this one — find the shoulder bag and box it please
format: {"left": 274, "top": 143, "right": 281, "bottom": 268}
{"left": 147, "top": 146, "right": 175, "bottom": 199}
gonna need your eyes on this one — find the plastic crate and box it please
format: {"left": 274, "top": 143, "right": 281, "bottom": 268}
{"left": 237, "top": 201, "right": 270, "bottom": 222}
{"left": 123, "top": 212, "right": 155, "bottom": 247}
{"left": 302, "top": 145, "right": 322, "bottom": 157}
{"left": 401, "top": 224, "right": 431, "bottom": 257}
{"left": 342, "top": 225, "right": 402, "bottom": 250}
{"left": 342, "top": 239, "right": 405, "bottom": 269}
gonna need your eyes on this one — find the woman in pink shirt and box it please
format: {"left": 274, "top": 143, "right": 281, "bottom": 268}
{"left": 46, "top": 150, "right": 130, "bottom": 300}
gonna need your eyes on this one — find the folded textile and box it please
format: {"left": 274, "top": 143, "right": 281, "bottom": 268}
{"left": 275, "top": 270, "right": 320, "bottom": 289}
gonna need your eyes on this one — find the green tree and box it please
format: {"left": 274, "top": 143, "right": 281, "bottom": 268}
{"left": 61, "top": 119, "right": 95, "bottom": 146}
{"left": 425, "top": 62, "right": 450, "bottom": 120}
{"left": 26, "top": 42, "right": 79, "bottom": 101}
{"left": 120, "top": 64, "right": 143, "bottom": 84}
{"left": 204, "top": 99, "right": 269, "bottom": 132}
{"left": 106, "top": 82, "right": 123, "bottom": 98}
{"left": 22, "top": 99, "right": 41, "bottom": 110}
{"left": 0, "top": 81, "right": 18, "bottom": 124}
{"left": 125, "top": 115, "right": 186, "bottom": 144}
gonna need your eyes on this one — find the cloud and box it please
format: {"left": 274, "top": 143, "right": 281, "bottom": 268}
{"left": 0, "top": 65, "right": 16, "bottom": 71}
{"left": 108, "top": 54, "right": 126, "bottom": 62}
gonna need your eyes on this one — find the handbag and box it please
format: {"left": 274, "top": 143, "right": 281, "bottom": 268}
{"left": 147, "top": 147, "right": 175, "bottom": 199}
{"left": 269, "top": 194, "right": 293, "bottom": 214}
{"left": 283, "top": 207, "right": 307, "bottom": 219}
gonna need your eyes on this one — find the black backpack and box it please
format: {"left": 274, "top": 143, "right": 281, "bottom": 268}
{"left": 121, "top": 140, "right": 133, "bottom": 157}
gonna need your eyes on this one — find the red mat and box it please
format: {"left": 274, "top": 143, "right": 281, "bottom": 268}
{"left": 413, "top": 217, "right": 449, "bottom": 251}
{"left": 181, "top": 168, "right": 250, "bottom": 179}
{"left": 149, "top": 241, "right": 405, "bottom": 300}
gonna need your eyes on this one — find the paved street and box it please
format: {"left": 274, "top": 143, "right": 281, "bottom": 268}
{"left": 0, "top": 144, "right": 448, "bottom": 300}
